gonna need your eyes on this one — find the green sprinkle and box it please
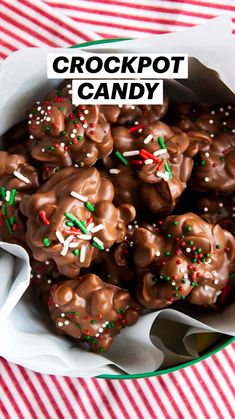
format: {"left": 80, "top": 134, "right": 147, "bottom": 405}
{"left": 99, "top": 347, "right": 104, "bottom": 353}
{"left": 46, "top": 97, "right": 52, "bottom": 101}
{"left": 60, "top": 130, "right": 66, "bottom": 136}
{"left": 174, "top": 293, "right": 179, "bottom": 297}
{"left": 50, "top": 146, "right": 55, "bottom": 151}
{"left": 115, "top": 151, "right": 128, "bottom": 166}
{"left": 85, "top": 201, "right": 95, "bottom": 212}
{"left": 164, "top": 276, "right": 171, "bottom": 281}
{"left": 220, "top": 157, "right": 225, "bottom": 162}
{"left": 189, "top": 240, "right": 194, "bottom": 246}
{"left": 58, "top": 107, "right": 63, "bottom": 111}
{"left": 107, "top": 274, "right": 111, "bottom": 278}
{"left": 164, "top": 161, "right": 172, "bottom": 178}
{"left": 46, "top": 145, "right": 50, "bottom": 151}
{"left": 201, "top": 258, "right": 206, "bottom": 262}
{"left": 91, "top": 241, "right": 105, "bottom": 251}
{"left": 9, "top": 216, "right": 15, "bottom": 225}
{"left": 158, "top": 136, "right": 167, "bottom": 149}
{"left": 166, "top": 233, "right": 172, "bottom": 239}
{"left": 67, "top": 141, "right": 72, "bottom": 146}
{"left": 44, "top": 125, "right": 50, "bottom": 132}
{"left": 196, "top": 247, "right": 202, "bottom": 253}
{"left": 2, "top": 204, "right": 6, "bottom": 216}
{"left": 201, "top": 160, "right": 206, "bottom": 166}
{"left": 9, "top": 189, "right": 16, "bottom": 206}
{"left": 91, "top": 339, "right": 96, "bottom": 344}
{"left": 205, "top": 253, "right": 211, "bottom": 258}
{"left": 75, "top": 323, "right": 81, "bottom": 328}
{"left": 216, "top": 244, "right": 221, "bottom": 249}
{"left": 77, "top": 135, "right": 83, "bottom": 141}
{"left": 86, "top": 335, "right": 91, "bottom": 340}
{"left": 73, "top": 120, "right": 78, "bottom": 124}
{"left": 91, "top": 320, "right": 96, "bottom": 324}
{"left": 66, "top": 311, "right": 71, "bottom": 315}
{"left": 190, "top": 282, "right": 195, "bottom": 286}
{"left": 165, "top": 251, "right": 171, "bottom": 256}
{"left": 73, "top": 249, "right": 79, "bottom": 256}
{"left": 66, "top": 221, "right": 74, "bottom": 227}
{"left": 181, "top": 295, "right": 186, "bottom": 300}
{"left": 1, "top": 186, "right": 6, "bottom": 200}
{"left": 229, "top": 273, "right": 235, "bottom": 279}
{"left": 64, "top": 212, "right": 88, "bottom": 234}
{"left": 182, "top": 279, "right": 186, "bottom": 284}
{"left": 73, "top": 311, "right": 78, "bottom": 315}
{"left": 31, "top": 109, "right": 37, "bottom": 115}
{"left": 186, "top": 226, "right": 192, "bottom": 232}
{"left": 174, "top": 286, "right": 179, "bottom": 291}
{"left": 192, "top": 258, "right": 197, "bottom": 263}
{"left": 42, "top": 237, "right": 51, "bottom": 247}
{"left": 5, "top": 219, "right": 12, "bottom": 234}
{"left": 172, "top": 220, "right": 178, "bottom": 226}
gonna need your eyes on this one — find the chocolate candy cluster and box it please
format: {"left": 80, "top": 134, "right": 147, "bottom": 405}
{"left": 1, "top": 84, "right": 234, "bottom": 353}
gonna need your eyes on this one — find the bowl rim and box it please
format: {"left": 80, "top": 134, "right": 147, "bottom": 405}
{"left": 72, "top": 37, "right": 235, "bottom": 379}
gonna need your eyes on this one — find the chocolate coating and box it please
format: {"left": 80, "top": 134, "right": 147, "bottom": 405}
{"left": 20, "top": 167, "right": 135, "bottom": 277}
{"left": 173, "top": 103, "right": 235, "bottom": 193}
{"left": 48, "top": 274, "right": 141, "bottom": 353}
{"left": 104, "top": 120, "right": 202, "bottom": 215}
{"left": 0, "top": 151, "right": 39, "bottom": 246}
{"left": 132, "top": 213, "right": 235, "bottom": 309}
{"left": 115, "top": 99, "right": 169, "bottom": 125}
{"left": 27, "top": 83, "right": 120, "bottom": 174}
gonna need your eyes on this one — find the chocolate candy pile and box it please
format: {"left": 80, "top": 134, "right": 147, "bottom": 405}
{"left": 1, "top": 83, "right": 235, "bottom": 353}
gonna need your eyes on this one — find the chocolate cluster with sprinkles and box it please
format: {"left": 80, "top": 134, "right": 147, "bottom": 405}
{"left": 1, "top": 88, "right": 235, "bottom": 354}
{"left": 48, "top": 274, "right": 141, "bottom": 353}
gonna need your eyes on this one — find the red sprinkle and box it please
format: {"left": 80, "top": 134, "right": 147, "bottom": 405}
{"left": 39, "top": 210, "right": 50, "bottom": 225}
{"left": 129, "top": 124, "right": 145, "bottom": 133}
{"left": 130, "top": 159, "right": 144, "bottom": 166}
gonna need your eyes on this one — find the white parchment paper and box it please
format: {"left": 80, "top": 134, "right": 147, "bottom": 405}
{"left": 0, "top": 17, "right": 234, "bottom": 377}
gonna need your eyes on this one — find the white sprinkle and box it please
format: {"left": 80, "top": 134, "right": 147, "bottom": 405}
{"left": 70, "top": 191, "right": 88, "bottom": 202}
{"left": 205, "top": 152, "right": 210, "bottom": 157}
{"left": 78, "top": 234, "right": 92, "bottom": 240}
{"left": 86, "top": 223, "right": 95, "bottom": 232}
{"left": 68, "top": 90, "right": 72, "bottom": 95}
{"left": 28, "top": 121, "right": 31, "bottom": 125}
{"left": 69, "top": 242, "right": 79, "bottom": 248}
{"left": 47, "top": 279, "right": 52, "bottom": 284}
{"left": 219, "top": 202, "right": 223, "bottom": 208}
{"left": 46, "top": 117, "right": 51, "bottom": 122}
{"left": 153, "top": 149, "right": 168, "bottom": 156}
{"left": 109, "top": 169, "right": 120, "bottom": 175}
{"left": 102, "top": 323, "right": 106, "bottom": 328}
{"left": 47, "top": 106, "right": 51, "bottom": 110}
{"left": 55, "top": 230, "right": 64, "bottom": 244}
{"left": 128, "top": 225, "right": 133, "bottom": 230}
{"left": 105, "top": 321, "right": 109, "bottom": 325}
{"left": 58, "top": 322, "right": 63, "bottom": 327}
{"left": 29, "top": 135, "right": 34, "bottom": 140}
{"left": 5, "top": 190, "right": 10, "bottom": 202}
{"left": 225, "top": 112, "right": 229, "bottom": 116}
{"left": 83, "top": 124, "right": 88, "bottom": 129}
{"left": 93, "top": 237, "right": 104, "bottom": 247}
{"left": 223, "top": 121, "right": 227, "bottom": 126}
{"left": 144, "top": 159, "right": 153, "bottom": 165}
{"left": 213, "top": 272, "right": 218, "bottom": 277}
{"left": 211, "top": 110, "right": 215, "bottom": 115}
{"left": 134, "top": 120, "right": 139, "bottom": 125}
{"left": 156, "top": 171, "right": 169, "bottom": 181}
{"left": 220, "top": 108, "right": 224, "bottom": 112}
{"left": 84, "top": 109, "right": 89, "bottom": 114}
{"left": 227, "top": 105, "right": 232, "bottom": 110}
{"left": 80, "top": 245, "right": 86, "bottom": 263}
{"left": 204, "top": 285, "right": 209, "bottom": 291}
{"left": 86, "top": 153, "right": 91, "bottom": 158}
{"left": 70, "top": 133, "right": 75, "bottom": 139}
{"left": 143, "top": 134, "right": 153, "bottom": 144}
{"left": 232, "top": 214, "right": 235, "bottom": 218}
{"left": 180, "top": 267, "right": 185, "bottom": 273}
{"left": 67, "top": 84, "right": 71, "bottom": 88}
{"left": 60, "top": 142, "right": 65, "bottom": 148}
{"left": 61, "top": 313, "right": 65, "bottom": 317}
{"left": 99, "top": 328, "right": 104, "bottom": 333}
{"left": 233, "top": 207, "right": 235, "bottom": 211}
{"left": 171, "top": 281, "right": 176, "bottom": 286}
{"left": 13, "top": 171, "right": 30, "bottom": 184}
{"left": 64, "top": 320, "right": 70, "bottom": 326}
{"left": 36, "top": 274, "right": 41, "bottom": 279}
{"left": 209, "top": 119, "right": 213, "bottom": 124}
{"left": 123, "top": 150, "right": 139, "bottom": 157}
{"left": 35, "top": 121, "right": 40, "bottom": 125}
{"left": 95, "top": 333, "right": 100, "bottom": 337}
{"left": 131, "top": 106, "right": 135, "bottom": 110}
{"left": 91, "top": 224, "right": 104, "bottom": 234}
{"left": 186, "top": 247, "right": 191, "bottom": 253}
{"left": 204, "top": 207, "right": 208, "bottom": 212}
{"left": 55, "top": 304, "right": 59, "bottom": 307}
{"left": 45, "top": 261, "right": 50, "bottom": 265}
{"left": 155, "top": 250, "right": 161, "bottom": 257}
{"left": 213, "top": 279, "right": 219, "bottom": 285}
{"left": 205, "top": 177, "right": 210, "bottom": 182}
{"left": 64, "top": 235, "right": 74, "bottom": 246}
{"left": 29, "top": 114, "right": 33, "bottom": 119}
{"left": 37, "top": 106, "right": 42, "bottom": 111}
{"left": 232, "top": 129, "right": 235, "bottom": 134}
{"left": 184, "top": 274, "right": 189, "bottom": 279}
{"left": 61, "top": 245, "right": 69, "bottom": 256}
{"left": 72, "top": 129, "right": 77, "bottom": 134}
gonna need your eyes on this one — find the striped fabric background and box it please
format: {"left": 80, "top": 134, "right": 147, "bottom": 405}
{"left": 0, "top": 1, "right": 235, "bottom": 418}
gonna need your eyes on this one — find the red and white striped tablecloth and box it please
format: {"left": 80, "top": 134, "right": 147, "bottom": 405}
{"left": 0, "top": 1, "right": 235, "bottom": 418}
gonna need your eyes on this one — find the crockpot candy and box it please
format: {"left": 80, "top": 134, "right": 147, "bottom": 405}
{"left": 0, "top": 151, "right": 39, "bottom": 246}
{"left": 105, "top": 120, "right": 210, "bottom": 215}
{"left": 48, "top": 274, "right": 141, "bottom": 353}
{"left": 20, "top": 166, "right": 136, "bottom": 277}
{"left": 173, "top": 102, "right": 235, "bottom": 193}
{"left": 3, "top": 120, "right": 29, "bottom": 156}
{"left": 197, "top": 192, "right": 235, "bottom": 235}
{"left": 132, "top": 213, "right": 235, "bottom": 309}
{"left": 27, "top": 83, "right": 120, "bottom": 176}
